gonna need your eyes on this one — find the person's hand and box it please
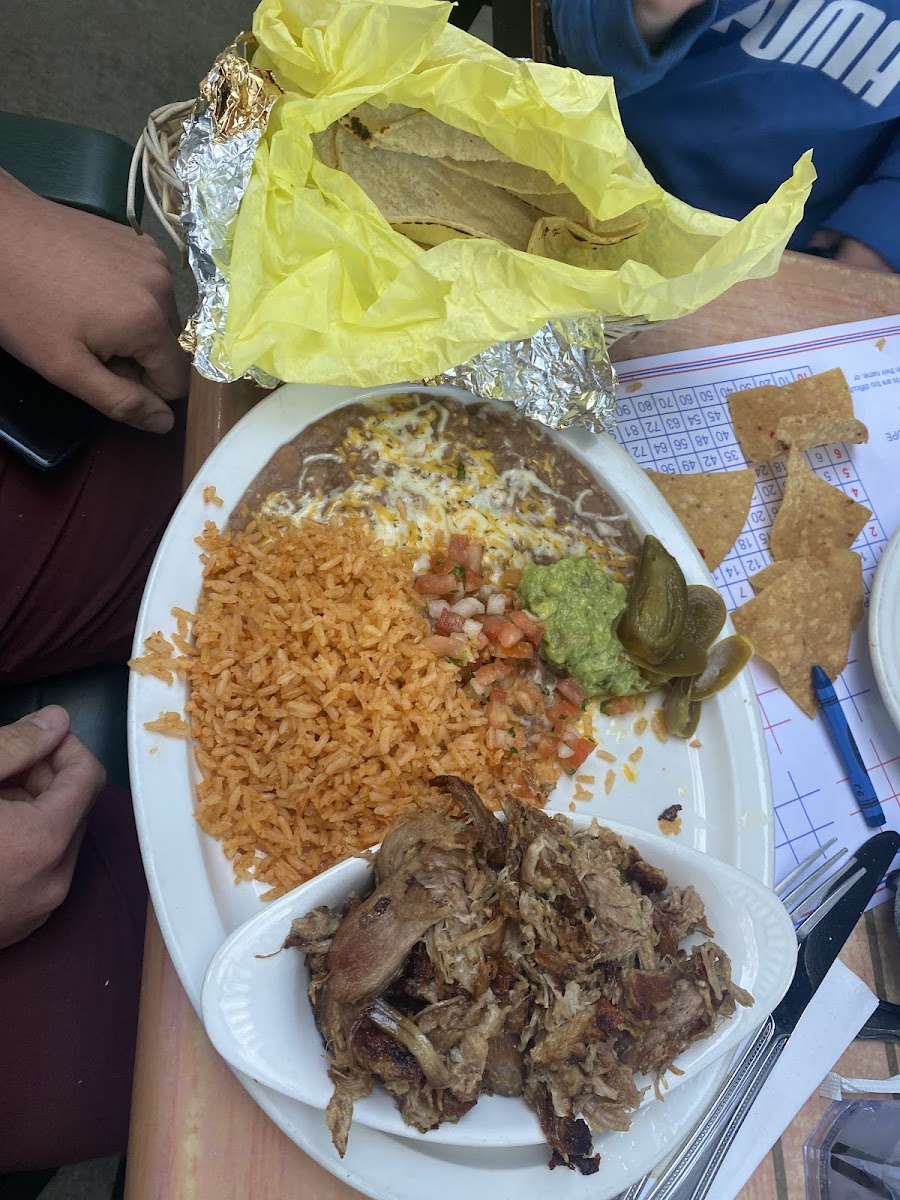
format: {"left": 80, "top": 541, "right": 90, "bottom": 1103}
{"left": 834, "top": 238, "right": 893, "bottom": 272}
{"left": 632, "top": 0, "right": 708, "bottom": 47}
{"left": 0, "top": 706, "right": 105, "bottom": 951}
{"left": 0, "top": 169, "right": 188, "bottom": 434}
{"left": 808, "top": 229, "right": 894, "bottom": 273}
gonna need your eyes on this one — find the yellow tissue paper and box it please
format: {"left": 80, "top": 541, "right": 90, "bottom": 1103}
{"left": 223, "top": 0, "right": 815, "bottom": 385}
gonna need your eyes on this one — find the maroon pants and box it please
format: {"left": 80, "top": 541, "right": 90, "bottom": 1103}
{"left": 0, "top": 414, "right": 184, "bottom": 1170}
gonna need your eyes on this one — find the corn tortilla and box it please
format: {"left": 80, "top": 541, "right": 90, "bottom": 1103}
{"left": 438, "top": 156, "right": 569, "bottom": 196}
{"left": 345, "top": 103, "right": 508, "bottom": 162}
{"left": 334, "top": 124, "right": 538, "bottom": 250}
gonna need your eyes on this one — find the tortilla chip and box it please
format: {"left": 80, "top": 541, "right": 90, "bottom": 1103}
{"left": 750, "top": 550, "right": 864, "bottom": 628}
{"left": 646, "top": 468, "right": 755, "bottom": 571}
{"left": 769, "top": 447, "right": 871, "bottom": 561}
{"left": 774, "top": 413, "right": 869, "bottom": 452}
{"left": 728, "top": 368, "right": 854, "bottom": 462}
{"left": 748, "top": 561, "right": 792, "bottom": 591}
{"left": 348, "top": 104, "right": 508, "bottom": 162}
{"left": 334, "top": 125, "right": 538, "bottom": 250}
{"left": 732, "top": 561, "right": 852, "bottom": 716}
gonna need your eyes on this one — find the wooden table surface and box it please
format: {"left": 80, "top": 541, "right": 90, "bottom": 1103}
{"left": 125, "top": 251, "right": 900, "bottom": 1200}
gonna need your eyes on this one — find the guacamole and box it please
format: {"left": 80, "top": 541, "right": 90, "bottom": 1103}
{"left": 518, "top": 557, "right": 644, "bottom": 697}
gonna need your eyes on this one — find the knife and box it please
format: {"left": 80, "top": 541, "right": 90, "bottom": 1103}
{"left": 857, "top": 1000, "right": 900, "bottom": 1043}
{"left": 637, "top": 830, "right": 900, "bottom": 1200}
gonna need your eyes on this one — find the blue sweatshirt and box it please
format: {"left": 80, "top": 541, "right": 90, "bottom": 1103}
{"left": 550, "top": 0, "right": 900, "bottom": 269}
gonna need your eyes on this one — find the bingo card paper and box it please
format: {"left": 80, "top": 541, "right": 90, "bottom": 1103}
{"left": 613, "top": 316, "right": 900, "bottom": 899}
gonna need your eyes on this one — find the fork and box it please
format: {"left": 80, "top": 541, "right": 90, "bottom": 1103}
{"left": 617, "top": 836, "right": 860, "bottom": 1200}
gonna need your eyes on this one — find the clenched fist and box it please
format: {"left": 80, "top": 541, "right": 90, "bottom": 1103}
{"left": 0, "top": 169, "right": 188, "bottom": 434}
{"left": 0, "top": 706, "right": 105, "bottom": 950}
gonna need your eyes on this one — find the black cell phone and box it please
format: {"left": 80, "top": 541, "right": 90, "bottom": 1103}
{"left": 0, "top": 346, "right": 107, "bottom": 472}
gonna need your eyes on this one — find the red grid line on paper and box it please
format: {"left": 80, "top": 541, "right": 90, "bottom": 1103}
{"left": 756, "top": 687, "right": 791, "bottom": 755}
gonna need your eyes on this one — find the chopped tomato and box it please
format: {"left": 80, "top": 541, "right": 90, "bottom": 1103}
{"left": 463, "top": 543, "right": 484, "bottom": 575}
{"left": 604, "top": 695, "right": 645, "bottom": 716}
{"left": 536, "top": 734, "right": 559, "bottom": 760}
{"left": 435, "top": 607, "right": 467, "bottom": 634}
{"left": 478, "top": 615, "right": 509, "bottom": 640}
{"left": 496, "top": 641, "right": 533, "bottom": 660}
{"left": 463, "top": 569, "right": 484, "bottom": 594}
{"left": 495, "top": 621, "right": 525, "bottom": 649}
{"left": 560, "top": 737, "right": 596, "bottom": 771}
{"left": 546, "top": 698, "right": 580, "bottom": 724}
{"left": 499, "top": 567, "right": 523, "bottom": 588}
{"left": 470, "top": 661, "right": 512, "bottom": 695}
{"left": 508, "top": 609, "right": 545, "bottom": 646}
{"left": 415, "top": 572, "right": 457, "bottom": 596}
{"left": 555, "top": 677, "right": 586, "bottom": 706}
{"left": 447, "top": 534, "right": 470, "bottom": 566}
{"left": 422, "top": 634, "right": 465, "bottom": 656}
{"left": 430, "top": 539, "right": 450, "bottom": 571}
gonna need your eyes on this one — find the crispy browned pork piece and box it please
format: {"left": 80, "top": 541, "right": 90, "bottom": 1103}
{"left": 285, "top": 777, "right": 752, "bottom": 1172}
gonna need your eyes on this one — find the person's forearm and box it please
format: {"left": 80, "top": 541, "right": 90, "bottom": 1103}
{"left": 632, "top": 0, "right": 686, "bottom": 47}
{"left": 551, "top": 0, "right": 716, "bottom": 93}
{"left": 0, "top": 168, "right": 43, "bottom": 256}
{"left": 631, "top": 0, "right": 708, "bottom": 49}
{"left": 823, "top": 128, "right": 900, "bottom": 274}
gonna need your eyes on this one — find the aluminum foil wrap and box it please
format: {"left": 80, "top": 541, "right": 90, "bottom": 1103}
{"left": 425, "top": 315, "right": 620, "bottom": 434}
{"left": 177, "top": 37, "right": 281, "bottom": 387}
{"left": 175, "top": 40, "right": 627, "bottom": 431}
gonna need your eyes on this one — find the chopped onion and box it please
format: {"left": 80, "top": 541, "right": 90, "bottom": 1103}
{"left": 557, "top": 742, "right": 575, "bottom": 760}
{"left": 451, "top": 597, "right": 486, "bottom": 617}
{"left": 486, "top": 593, "right": 507, "bottom": 615}
{"left": 462, "top": 618, "right": 482, "bottom": 640}
{"left": 427, "top": 599, "right": 450, "bottom": 619}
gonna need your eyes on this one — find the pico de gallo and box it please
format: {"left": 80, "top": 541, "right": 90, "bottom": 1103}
{"left": 414, "top": 532, "right": 627, "bottom": 774}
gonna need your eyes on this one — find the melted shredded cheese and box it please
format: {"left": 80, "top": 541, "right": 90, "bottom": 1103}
{"left": 261, "top": 399, "right": 630, "bottom": 572}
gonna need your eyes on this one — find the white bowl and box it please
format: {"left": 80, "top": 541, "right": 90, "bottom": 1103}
{"left": 201, "top": 814, "right": 796, "bottom": 1150}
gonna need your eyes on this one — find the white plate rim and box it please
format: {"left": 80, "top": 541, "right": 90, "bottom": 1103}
{"left": 869, "top": 524, "right": 900, "bottom": 734}
{"left": 128, "top": 381, "right": 775, "bottom": 1200}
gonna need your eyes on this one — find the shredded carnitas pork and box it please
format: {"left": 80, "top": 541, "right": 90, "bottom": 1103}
{"left": 285, "top": 777, "right": 753, "bottom": 1174}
